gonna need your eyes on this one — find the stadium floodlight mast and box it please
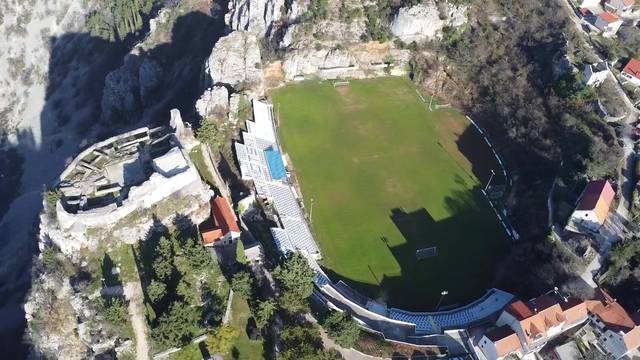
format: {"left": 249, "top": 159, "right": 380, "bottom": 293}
{"left": 436, "top": 290, "right": 449, "bottom": 311}
{"left": 484, "top": 169, "right": 496, "bottom": 191}
{"left": 309, "top": 197, "right": 315, "bottom": 222}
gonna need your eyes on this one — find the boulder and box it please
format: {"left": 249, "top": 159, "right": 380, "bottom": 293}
{"left": 390, "top": 0, "right": 467, "bottom": 42}
{"left": 282, "top": 48, "right": 355, "bottom": 80}
{"left": 225, "top": 0, "right": 286, "bottom": 37}
{"left": 390, "top": 2, "right": 443, "bottom": 42}
{"left": 204, "top": 31, "right": 263, "bottom": 92}
{"left": 196, "top": 86, "right": 229, "bottom": 119}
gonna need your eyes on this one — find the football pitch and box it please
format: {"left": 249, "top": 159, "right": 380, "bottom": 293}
{"left": 272, "top": 77, "right": 509, "bottom": 310}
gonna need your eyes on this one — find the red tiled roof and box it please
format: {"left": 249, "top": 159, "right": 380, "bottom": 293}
{"left": 624, "top": 0, "right": 635, "bottom": 6}
{"left": 202, "top": 228, "right": 224, "bottom": 246}
{"left": 212, "top": 196, "right": 240, "bottom": 234}
{"left": 576, "top": 180, "right": 615, "bottom": 223}
{"left": 623, "top": 58, "right": 640, "bottom": 80}
{"left": 599, "top": 11, "right": 620, "bottom": 23}
{"left": 507, "top": 301, "right": 535, "bottom": 320}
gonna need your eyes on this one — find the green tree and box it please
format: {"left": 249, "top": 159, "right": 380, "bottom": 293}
{"left": 153, "top": 236, "right": 174, "bottom": 281}
{"left": 253, "top": 299, "right": 277, "bottom": 329}
{"left": 152, "top": 302, "right": 200, "bottom": 348}
{"left": 273, "top": 252, "right": 315, "bottom": 312}
{"left": 104, "top": 298, "right": 129, "bottom": 324}
{"left": 323, "top": 311, "right": 360, "bottom": 348}
{"left": 231, "top": 270, "right": 254, "bottom": 299}
{"left": 280, "top": 323, "right": 336, "bottom": 360}
{"left": 86, "top": 0, "right": 157, "bottom": 42}
{"left": 205, "top": 325, "right": 238, "bottom": 355}
{"left": 183, "top": 236, "right": 214, "bottom": 272}
{"left": 196, "top": 120, "right": 220, "bottom": 150}
{"left": 147, "top": 280, "right": 167, "bottom": 304}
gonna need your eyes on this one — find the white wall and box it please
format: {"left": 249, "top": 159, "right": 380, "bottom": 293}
{"left": 570, "top": 209, "right": 602, "bottom": 231}
{"left": 622, "top": 72, "right": 640, "bottom": 87}
{"left": 479, "top": 336, "right": 500, "bottom": 360}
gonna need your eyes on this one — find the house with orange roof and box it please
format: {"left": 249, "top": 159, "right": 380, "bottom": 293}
{"left": 622, "top": 58, "right": 640, "bottom": 87}
{"left": 478, "top": 325, "right": 523, "bottom": 360}
{"left": 583, "top": 290, "right": 640, "bottom": 359}
{"left": 495, "top": 293, "right": 589, "bottom": 354}
{"left": 593, "top": 11, "right": 623, "bottom": 37}
{"left": 568, "top": 180, "right": 615, "bottom": 232}
{"left": 200, "top": 196, "right": 241, "bottom": 247}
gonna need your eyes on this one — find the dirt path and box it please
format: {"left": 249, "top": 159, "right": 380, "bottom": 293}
{"left": 124, "top": 282, "right": 151, "bottom": 360}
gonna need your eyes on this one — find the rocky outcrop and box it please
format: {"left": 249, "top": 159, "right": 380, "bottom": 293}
{"left": 196, "top": 86, "right": 230, "bottom": 120}
{"left": 390, "top": 0, "right": 467, "bottom": 42}
{"left": 225, "top": 0, "right": 286, "bottom": 37}
{"left": 282, "top": 48, "right": 356, "bottom": 80}
{"left": 101, "top": 56, "right": 164, "bottom": 123}
{"left": 204, "top": 31, "right": 263, "bottom": 92}
{"left": 25, "top": 273, "right": 89, "bottom": 359}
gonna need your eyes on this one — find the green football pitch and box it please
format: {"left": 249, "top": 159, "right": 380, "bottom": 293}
{"left": 272, "top": 77, "right": 509, "bottom": 310}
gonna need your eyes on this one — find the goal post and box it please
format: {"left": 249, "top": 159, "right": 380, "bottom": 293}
{"left": 416, "top": 246, "right": 437, "bottom": 260}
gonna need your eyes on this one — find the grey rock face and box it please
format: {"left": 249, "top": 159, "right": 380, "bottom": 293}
{"left": 390, "top": 0, "right": 467, "bottom": 42}
{"left": 204, "top": 31, "right": 263, "bottom": 91}
{"left": 225, "top": 0, "right": 286, "bottom": 37}
{"left": 196, "top": 86, "right": 230, "bottom": 119}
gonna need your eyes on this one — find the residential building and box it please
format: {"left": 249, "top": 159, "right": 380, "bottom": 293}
{"left": 569, "top": 180, "right": 615, "bottom": 231}
{"left": 568, "top": 180, "right": 615, "bottom": 232}
{"left": 496, "top": 294, "right": 588, "bottom": 354}
{"left": 593, "top": 11, "right": 623, "bottom": 37}
{"left": 200, "top": 196, "right": 241, "bottom": 247}
{"left": 478, "top": 326, "right": 523, "bottom": 360}
{"left": 584, "top": 62, "right": 609, "bottom": 87}
{"left": 554, "top": 341, "right": 584, "bottom": 360}
{"left": 604, "top": 0, "right": 635, "bottom": 14}
{"left": 584, "top": 290, "right": 640, "bottom": 359}
{"left": 621, "top": 58, "right": 640, "bottom": 87}
{"left": 578, "top": 0, "right": 602, "bottom": 8}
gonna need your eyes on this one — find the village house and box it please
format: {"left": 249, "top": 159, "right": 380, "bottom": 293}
{"left": 494, "top": 293, "right": 588, "bottom": 355}
{"left": 621, "top": 58, "right": 640, "bottom": 87}
{"left": 200, "top": 196, "right": 241, "bottom": 247}
{"left": 568, "top": 180, "right": 615, "bottom": 232}
{"left": 593, "top": 11, "right": 624, "bottom": 37}
{"left": 584, "top": 62, "right": 609, "bottom": 87}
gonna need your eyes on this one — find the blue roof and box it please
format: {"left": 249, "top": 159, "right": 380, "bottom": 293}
{"left": 264, "top": 148, "right": 286, "bottom": 180}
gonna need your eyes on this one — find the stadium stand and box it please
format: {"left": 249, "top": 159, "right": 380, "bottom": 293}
{"left": 388, "top": 289, "right": 514, "bottom": 334}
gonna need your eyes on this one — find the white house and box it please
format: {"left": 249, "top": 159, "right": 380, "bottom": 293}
{"left": 584, "top": 62, "right": 609, "bottom": 87}
{"left": 495, "top": 294, "right": 588, "bottom": 355}
{"left": 604, "top": 0, "right": 635, "bottom": 14}
{"left": 568, "top": 180, "right": 615, "bottom": 232}
{"left": 593, "top": 11, "right": 623, "bottom": 37}
{"left": 621, "top": 58, "right": 640, "bottom": 87}
{"left": 478, "top": 326, "right": 523, "bottom": 360}
{"left": 585, "top": 290, "right": 640, "bottom": 359}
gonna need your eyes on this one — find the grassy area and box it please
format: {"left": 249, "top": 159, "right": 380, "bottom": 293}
{"left": 189, "top": 145, "right": 216, "bottom": 187}
{"left": 109, "top": 242, "right": 139, "bottom": 283}
{"left": 228, "top": 295, "right": 264, "bottom": 359}
{"left": 272, "top": 77, "right": 509, "bottom": 310}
